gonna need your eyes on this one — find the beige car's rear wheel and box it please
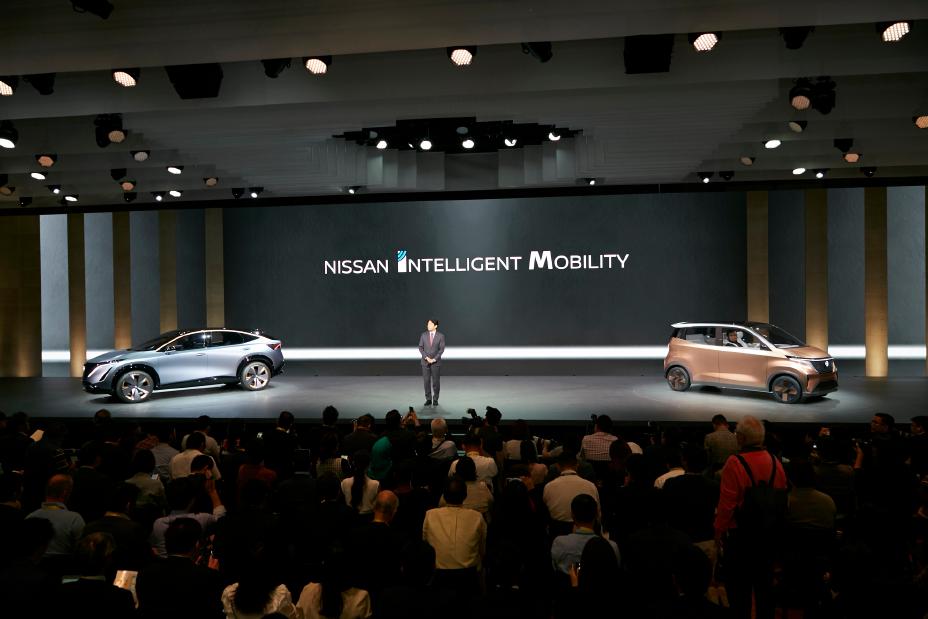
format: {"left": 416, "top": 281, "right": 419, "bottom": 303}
{"left": 770, "top": 375, "right": 802, "bottom": 404}
{"left": 666, "top": 366, "right": 691, "bottom": 392}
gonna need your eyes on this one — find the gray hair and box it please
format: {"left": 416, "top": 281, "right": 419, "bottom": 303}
{"left": 431, "top": 417, "right": 448, "bottom": 438}
{"left": 735, "top": 415, "right": 765, "bottom": 447}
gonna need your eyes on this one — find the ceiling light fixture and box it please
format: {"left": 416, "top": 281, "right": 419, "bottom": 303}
{"left": 249, "top": 187, "right": 263, "bottom": 198}
{"left": 788, "top": 120, "right": 807, "bottom": 133}
{"left": 697, "top": 172, "right": 713, "bottom": 184}
{"left": 112, "top": 68, "right": 139, "bottom": 87}
{"left": 688, "top": 32, "right": 721, "bottom": 52}
{"left": 914, "top": 115, "right": 928, "bottom": 129}
{"left": 19, "top": 196, "right": 32, "bottom": 207}
{"left": 24, "top": 73, "right": 55, "bottom": 95}
{"left": 814, "top": 169, "right": 828, "bottom": 179}
{"left": 764, "top": 139, "right": 781, "bottom": 149}
{"left": 376, "top": 139, "right": 388, "bottom": 150}
{"left": 624, "top": 34, "right": 675, "bottom": 74}
{"left": 131, "top": 150, "right": 150, "bottom": 162}
{"left": 779, "top": 26, "right": 815, "bottom": 50}
{"left": 346, "top": 186, "right": 363, "bottom": 195}
{"left": 204, "top": 176, "right": 218, "bottom": 187}
{"left": 123, "top": 192, "right": 136, "bottom": 203}
{"left": 36, "top": 154, "right": 57, "bottom": 168}
{"left": 739, "top": 156, "right": 755, "bottom": 166}
{"left": 521, "top": 42, "right": 553, "bottom": 63}
{"left": 30, "top": 172, "right": 46, "bottom": 180}
{"left": 94, "top": 114, "right": 126, "bottom": 147}
{"left": 261, "top": 58, "right": 292, "bottom": 78}
{"left": 0, "top": 185, "right": 15, "bottom": 196}
{"left": 861, "top": 167, "right": 877, "bottom": 177}
{"left": 844, "top": 152, "right": 861, "bottom": 163}
{"left": 47, "top": 184, "right": 61, "bottom": 195}
{"left": 110, "top": 168, "right": 127, "bottom": 181}
{"left": 169, "top": 189, "right": 182, "bottom": 198}
{"left": 303, "top": 56, "right": 332, "bottom": 75}
{"left": 120, "top": 180, "right": 136, "bottom": 191}
{"left": 447, "top": 46, "right": 476, "bottom": 66}
{"left": 0, "top": 120, "right": 19, "bottom": 149}
{"left": 0, "top": 76, "right": 18, "bottom": 96}
{"left": 792, "top": 167, "right": 807, "bottom": 175}
{"left": 167, "top": 165, "right": 183, "bottom": 175}
{"left": 462, "top": 138, "right": 475, "bottom": 149}
{"left": 719, "top": 171, "right": 734, "bottom": 181}
{"left": 419, "top": 138, "right": 433, "bottom": 151}
{"left": 64, "top": 194, "right": 78, "bottom": 202}
{"left": 231, "top": 188, "right": 245, "bottom": 199}
{"left": 151, "top": 191, "right": 165, "bottom": 202}
{"left": 878, "top": 21, "right": 911, "bottom": 42}
{"left": 548, "top": 131, "right": 561, "bottom": 141}
{"left": 504, "top": 138, "right": 518, "bottom": 147}
{"left": 166, "top": 63, "right": 224, "bottom": 99}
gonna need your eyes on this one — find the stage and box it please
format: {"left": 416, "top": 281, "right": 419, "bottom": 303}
{"left": 3, "top": 366, "right": 926, "bottom": 425}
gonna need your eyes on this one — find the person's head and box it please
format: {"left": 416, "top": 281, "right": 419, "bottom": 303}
{"left": 455, "top": 456, "right": 477, "bottom": 482}
{"left": 319, "top": 546, "right": 353, "bottom": 618}
{"left": 727, "top": 330, "right": 738, "bottom": 343}
{"left": 46, "top": 474, "right": 73, "bottom": 502}
{"left": 431, "top": 417, "right": 448, "bottom": 439}
{"left": 871, "top": 413, "right": 895, "bottom": 434}
{"left": 166, "top": 477, "right": 196, "bottom": 512}
{"left": 273, "top": 410, "right": 294, "bottom": 431}
{"left": 164, "top": 517, "right": 202, "bottom": 557}
{"left": 485, "top": 406, "right": 502, "bottom": 427}
{"left": 400, "top": 540, "right": 436, "bottom": 583}
{"left": 372, "top": 490, "right": 399, "bottom": 524}
{"left": 711, "top": 414, "right": 728, "bottom": 429}
{"left": 154, "top": 424, "right": 175, "bottom": 444}
{"left": 788, "top": 460, "right": 817, "bottom": 488}
{"left": 93, "top": 409, "right": 112, "bottom": 426}
{"left": 911, "top": 416, "right": 928, "bottom": 436}
{"left": 319, "top": 432, "right": 340, "bottom": 460}
{"left": 186, "top": 430, "right": 206, "bottom": 452}
{"left": 462, "top": 433, "right": 482, "bottom": 453}
{"left": 609, "top": 438, "right": 632, "bottom": 465}
{"left": 107, "top": 483, "right": 139, "bottom": 515}
{"left": 9, "top": 411, "right": 29, "bottom": 434}
{"left": 577, "top": 535, "right": 620, "bottom": 594}
{"left": 557, "top": 450, "right": 578, "bottom": 471}
{"left": 322, "top": 405, "right": 339, "bottom": 426}
{"left": 75, "top": 532, "right": 116, "bottom": 576}
{"left": 735, "top": 416, "right": 765, "bottom": 448}
{"left": 316, "top": 472, "right": 341, "bottom": 502}
{"left": 508, "top": 463, "right": 534, "bottom": 490}
{"left": 384, "top": 409, "right": 401, "bottom": 431}
{"left": 349, "top": 450, "right": 371, "bottom": 509}
{"left": 357, "top": 414, "right": 374, "bottom": 430}
{"left": 680, "top": 444, "right": 708, "bottom": 474}
{"left": 594, "top": 414, "right": 613, "bottom": 434}
{"left": 570, "top": 493, "right": 598, "bottom": 528}
{"left": 130, "top": 448, "right": 156, "bottom": 476}
{"left": 511, "top": 419, "right": 530, "bottom": 441}
{"left": 244, "top": 436, "right": 265, "bottom": 465}
{"left": 671, "top": 544, "right": 712, "bottom": 599}
{"left": 427, "top": 319, "right": 439, "bottom": 332}
{"left": 78, "top": 441, "right": 103, "bottom": 469}
{"left": 624, "top": 453, "right": 647, "bottom": 484}
{"left": 232, "top": 557, "right": 280, "bottom": 616}
{"left": 443, "top": 477, "right": 467, "bottom": 506}
{"left": 520, "top": 440, "right": 538, "bottom": 464}
{"left": 190, "top": 454, "right": 213, "bottom": 476}
{"left": 193, "top": 415, "right": 211, "bottom": 433}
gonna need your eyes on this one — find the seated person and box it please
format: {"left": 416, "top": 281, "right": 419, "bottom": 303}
{"left": 724, "top": 330, "right": 743, "bottom": 347}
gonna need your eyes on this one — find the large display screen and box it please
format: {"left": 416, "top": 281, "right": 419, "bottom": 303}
{"left": 223, "top": 193, "right": 747, "bottom": 348}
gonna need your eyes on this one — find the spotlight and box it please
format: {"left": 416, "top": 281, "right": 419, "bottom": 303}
{"left": 419, "top": 139, "right": 433, "bottom": 151}
{"left": 548, "top": 131, "right": 561, "bottom": 141}
{"left": 462, "top": 138, "right": 475, "bottom": 149}
{"left": 447, "top": 46, "right": 476, "bottom": 66}
{"left": 109, "top": 168, "right": 127, "bottom": 181}
{"left": 123, "top": 192, "right": 137, "bottom": 203}
{"left": 249, "top": 187, "right": 263, "bottom": 198}
{"left": 303, "top": 56, "right": 332, "bottom": 75}
{"left": 36, "top": 154, "right": 57, "bottom": 168}
{"left": 0, "top": 76, "right": 18, "bottom": 96}
{"left": 120, "top": 180, "right": 136, "bottom": 191}
{"left": 131, "top": 150, "right": 150, "bottom": 162}
{"left": 814, "top": 169, "right": 828, "bottom": 179}
{"left": 697, "top": 172, "right": 713, "bottom": 184}
{"left": 719, "top": 171, "right": 734, "bottom": 181}
{"left": 688, "top": 32, "right": 721, "bottom": 52}
{"left": 624, "top": 34, "right": 675, "bottom": 74}
{"left": 19, "top": 197, "right": 32, "bottom": 207}
{"left": 346, "top": 186, "right": 362, "bottom": 195}
{"left": 165, "top": 63, "right": 224, "bottom": 99}
{"left": 112, "top": 68, "right": 139, "bottom": 87}
{"left": 834, "top": 138, "right": 853, "bottom": 154}
{"left": 151, "top": 191, "right": 165, "bottom": 202}
{"left": 809, "top": 77, "right": 836, "bottom": 115}
{"left": 231, "top": 188, "right": 245, "bottom": 199}
{"left": 788, "top": 120, "right": 807, "bottom": 133}
{"left": 167, "top": 166, "right": 183, "bottom": 175}
{"left": 878, "top": 21, "right": 910, "bottom": 42}
{"left": 789, "top": 79, "right": 812, "bottom": 110}
{"left": 581, "top": 178, "right": 597, "bottom": 186}
{"left": 24, "top": 73, "right": 55, "bottom": 96}
{"left": 64, "top": 194, "right": 78, "bottom": 203}
{"left": 0, "top": 120, "right": 19, "bottom": 149}
{"left": 844, "top": 152, "right": 861, "bottom": 163}
{"left": 94, "top": 114, "right": 126, "bottom": 147}
{"left": 861, "top": 167, "right": 877, "bottom": 177}
{"left": 914, "top": 116, "right": 928, "bottom": 129}
{"left": 739, "top": 156, "right": 755, "bottom": 166}
{"left": 779, "top": 26, "right": 814, "bottom": 50}
{"left": 47, "top": 185, "right": 61, "bottom": 195}
{"left": 792, "top": 167, "right": 806, "bottom": 175}
{"left": 261, "top": 58, "right": 292, "bottom": 78}
{"left": 521, "top": 42, "right": 553, "bottom": 63}
{"left": 204, "top": 176, "right": 219, "bottom": 187}
{"left": 764, "top": 139, "right": 781, "bottom": 149}
{"left": 169, "top": 190, "right": 182, "bottom": 198}
{"left": 0, "top": 185, "right": 15, "bottom": 196}
{"left": 30, "top": 172, "right": 46, "bottom": 180}
{"left": 71, "top": 0, "right": 114, "bottom": 19}
{"left": 504, "top": 138, "right": 518, "bottom": 147}
{"left": 376, "top": 140, "right": 388, "bottom": 150}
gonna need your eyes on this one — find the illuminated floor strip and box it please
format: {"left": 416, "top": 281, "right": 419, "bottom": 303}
{"left": 41, "top": 345, "right": 928, "bottom": 363}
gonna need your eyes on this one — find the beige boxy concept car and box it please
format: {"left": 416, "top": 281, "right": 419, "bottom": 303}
{"left": 664, "top": 321, "right": 838, "bottom": 404}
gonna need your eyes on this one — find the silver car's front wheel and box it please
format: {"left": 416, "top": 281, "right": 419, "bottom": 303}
{"left": 115, "top": 370, "right": 154, "bottom": 403}
{"left": 240, "top": 361, "right": 271, "bottom": 391}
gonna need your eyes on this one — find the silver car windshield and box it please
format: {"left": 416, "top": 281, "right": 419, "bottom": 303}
{"left": 128, "top": 331, "right": 182, "bottom": 351}
{"left": 746, "top": 323, "right": 804, "bottom": 348}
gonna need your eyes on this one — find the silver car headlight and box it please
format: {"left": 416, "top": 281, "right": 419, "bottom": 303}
{"left": 786, "top": 356, "right": 815, "bottom": 368}
{"left": 87, "top": 360, "right": 120, "bottom": 382}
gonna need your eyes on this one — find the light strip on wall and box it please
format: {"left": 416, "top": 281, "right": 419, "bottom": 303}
{"left": 41, "top": 345, "right": 927, "bottom": 363}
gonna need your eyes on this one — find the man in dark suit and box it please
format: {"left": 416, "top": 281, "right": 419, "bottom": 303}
{"left": 418, "top": 319, "right": 445, "bottom": 407}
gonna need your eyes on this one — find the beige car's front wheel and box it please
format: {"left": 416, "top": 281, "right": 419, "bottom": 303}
{"left": 666, "top": 366, "right": 691, "bottom": 392}
{"left": 770, "top": 375, "right": 802, "bottom": 404}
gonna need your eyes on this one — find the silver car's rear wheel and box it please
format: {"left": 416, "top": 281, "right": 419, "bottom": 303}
{"left": 115, "top": 370, "right": 154, "bottom": 403}
{"left": 666, "top": 366, "right": 691, "bottom": 392}
{"left": 770, "top": 375, "right": 802, "bottom": 404}
{"left": 240, "top": 361, "right": 271, "bottom": 391}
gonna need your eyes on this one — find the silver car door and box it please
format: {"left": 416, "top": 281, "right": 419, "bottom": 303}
{"left": 151, "top": 332, "right": 209, "bottom": 385}
{"left": 206, "top": 331, "right": 250, "bottom": 379}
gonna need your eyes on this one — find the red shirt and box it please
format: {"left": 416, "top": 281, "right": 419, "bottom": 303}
{"left": 714, "top": 449, "right": 788, "bottom": 536}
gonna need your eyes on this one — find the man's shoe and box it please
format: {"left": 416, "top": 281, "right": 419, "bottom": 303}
{"left": 424, "top": 400, "right": 432, "bottom": 407}
{"left": 432, "top": 400, "right": 438, "bottom": 407}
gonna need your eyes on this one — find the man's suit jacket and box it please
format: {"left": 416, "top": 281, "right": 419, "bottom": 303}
{"left": 418, "top": 331, "right": 445, "bottom": 367}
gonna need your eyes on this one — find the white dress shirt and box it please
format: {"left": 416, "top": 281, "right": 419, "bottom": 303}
{"left": 422, "top": 505, "right": 487, "bottom": 569}
{"left": 449, "top": 452, "right": 499, "bottom": 485}
{"left": 169, "top": 449, "right": 221, "bottom": 480}
{"left": 542, "top": 470, "right": 600, "bottom": 523}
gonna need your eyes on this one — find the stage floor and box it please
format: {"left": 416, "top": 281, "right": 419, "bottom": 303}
{"left": 2, "top": 372, "right": 924, "bottom": 424}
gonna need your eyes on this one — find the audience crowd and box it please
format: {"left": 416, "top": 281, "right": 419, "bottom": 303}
{"left": 1, "top": 406, "right": 927, "bottom": 619}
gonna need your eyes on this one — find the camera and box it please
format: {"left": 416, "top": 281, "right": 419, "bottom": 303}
{"left": 462, "top": 408, "right": 483, "bottom": 432}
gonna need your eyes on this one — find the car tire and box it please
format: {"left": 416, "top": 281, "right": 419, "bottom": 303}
{"left": 114, "top": 369, "right": 155, "bottom": 404}
{"left": 666, "top": 366, "right": 691, "bottom": 392}
{"left": 770, "top": 375, "right": 802, "bottom": 404}
{"left": 239, "top": 360, "right": 271, "bottom": 391}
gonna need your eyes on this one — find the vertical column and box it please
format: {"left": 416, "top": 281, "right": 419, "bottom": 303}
{"left": 112, "top": 212, "right": 132, "bottom": 349}
{"left": 746, "top": 191, "right": 769, "bottom": 322}
{"left": 205, "top": 208, "right": 225, "bottom": 326}
{"left": 804, "top": 189, "right": 829, "bottom": 351}
{"left": 926, "top": 186, "right": 928, "bottom": 376}
{"left": 68, "top": 213, "right": 87, "bottom": 377}
{"left": 0, "top": 215, "right": 42, "bottom": 376}
{"left": 159, "top": 210, "right": 177, "bottom": 332}
{"left": 864, "top": 187, "right": 888, "bottom": 377}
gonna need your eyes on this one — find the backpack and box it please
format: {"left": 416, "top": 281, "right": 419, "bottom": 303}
{"left": 734, "top": 452, "right": 788, "bottom": 537}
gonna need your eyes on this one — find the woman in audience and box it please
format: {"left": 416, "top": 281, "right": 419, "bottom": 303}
{"left": 124, "top": 447, "right": 166, "bottom": 511}
{"left": 563, "top": 535, "right": 621, "bottom": 619}
{"left": 440, "top": 456, "right": 493, "bottom": 516}
{"left": 296, "top": 546, "right": 372, "bottom": 619}
{"left": 340, "top": 450, "right": 379, "bottom": 517}
{"left": 520, "top": 440, "right": 548, "bottom": 486}
{"left": 221, "top": 557, "right": 298, "bottom": 619}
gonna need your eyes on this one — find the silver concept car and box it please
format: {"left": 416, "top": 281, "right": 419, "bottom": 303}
{"left": 83, "top": 328, "right": 285, "bottom": 403}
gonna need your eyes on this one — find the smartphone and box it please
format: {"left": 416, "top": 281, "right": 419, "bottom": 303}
{"left": 150, "top": 472, "right": 160, "bottom": 480}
